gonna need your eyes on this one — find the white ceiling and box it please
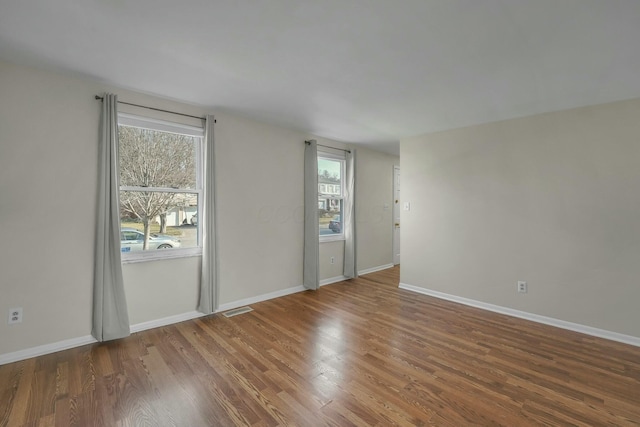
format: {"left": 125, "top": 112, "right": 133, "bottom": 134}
{"left": 1, "top": 0, "right": 639, "bottom": 155}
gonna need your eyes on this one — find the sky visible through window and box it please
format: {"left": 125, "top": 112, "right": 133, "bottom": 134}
{"left": 318, "top": 158, "right": 341, "bottom": 178}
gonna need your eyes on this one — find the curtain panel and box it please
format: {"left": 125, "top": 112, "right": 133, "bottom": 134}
{"left": 92, "top": 93, "right": 130, "bottom": 342}
{"left": 343, "top": 149, "right": 357, "bottom": 278}
{"left": 303, "top": 140, "right": 320, "bottom": 290}
{"left": 198, "top": 115, "right": 218, "bottom": 314}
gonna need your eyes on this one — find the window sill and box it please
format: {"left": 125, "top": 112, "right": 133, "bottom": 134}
{"left": 320, "top": 234, "right": 345, "bottom": 243}
{"left": 121, "top": 247, "right": 202, "bottom": 264}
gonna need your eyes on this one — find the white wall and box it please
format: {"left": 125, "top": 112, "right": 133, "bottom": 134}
{"left": 319, "top": 241, "right": 345, "bottom": 281}
{"left": 401, "top": 98, "right": 640, "bottom": 338}
{"left": 214, "top": 112, "right": 307, "bottom": 303}
{"left": 123, "top": 257, "right": 201, "bottom": 325}
{"left": 0, "top": 63, "right": 100, "bottom": 355}
{"left": 356, "top": 149, "right": 398, "bottom": 271}
{"left": 0, "top": 60, "right": 397, "bottom": 357}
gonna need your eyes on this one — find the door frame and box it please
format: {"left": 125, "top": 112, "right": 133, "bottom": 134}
{"left": 392, "top": 165, "right": 400, "bottom": 265}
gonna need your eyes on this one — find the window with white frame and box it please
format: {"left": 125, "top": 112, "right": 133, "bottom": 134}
{"left": 318, "top": 153, "right": 346, "bottom": 241}
{"left": 117, "top": 113, "right": 203, "bottom": 261}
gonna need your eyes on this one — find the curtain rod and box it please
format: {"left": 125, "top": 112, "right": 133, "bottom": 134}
{"left": 305, "top": 140, "right": 351, "bottom": 153}
{"left": 95, "top": 95, "right": 206, "bottom": 121}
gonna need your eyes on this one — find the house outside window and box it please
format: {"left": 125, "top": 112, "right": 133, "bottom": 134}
{"left": 117, "top": 113, "right": 204, "bottom": 262}
{"left": 318, "top": 153, "right": 345, "bottom": 241}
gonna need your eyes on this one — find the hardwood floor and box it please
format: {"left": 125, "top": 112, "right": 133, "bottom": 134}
{"left": 2, "top": 266, "right": 640, "bottom": 426}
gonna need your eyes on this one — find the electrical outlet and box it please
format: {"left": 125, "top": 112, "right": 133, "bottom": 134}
{"left": 8, "top": 307, "right": 23, "bottom": 325}
{"left": 330, "top": 256, "right": 335, "bottom": 264}
{"left": 517, "top": 281, "right": 527, "bottom": 293}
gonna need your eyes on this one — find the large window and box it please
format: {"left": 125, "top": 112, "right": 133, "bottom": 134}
{"left": 318, "top": 153, "right": 345, "bottom": 241}
{"left": 118, "top": 113, "right": 203, "bottom": 261}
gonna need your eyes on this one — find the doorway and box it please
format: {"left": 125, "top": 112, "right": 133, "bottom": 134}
{"left": 393, "top": 166, "right": 400, "bottom": 265}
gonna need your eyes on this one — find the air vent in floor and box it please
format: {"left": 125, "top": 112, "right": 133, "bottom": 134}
{"left": 222, "top": 306, "right": 253, "bottom": 318}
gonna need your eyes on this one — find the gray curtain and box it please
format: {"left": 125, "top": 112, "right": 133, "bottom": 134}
{"left": 198, "top": 115, "right": 218, "bottom": 314}
{"left": 343, "top": 149, "right": 357, "bottom": 278}
{"left": 92, "top": 93, "right": 130, "bottom": 342}
{"left": 303, "top": 140, "right": 319, "bottom": 290}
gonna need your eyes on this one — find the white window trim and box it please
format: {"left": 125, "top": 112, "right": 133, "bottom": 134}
{"left": 318, "top": 151, "right": 346, "bottom": 243}
{"left": 118, "top": 113, "right": 205, "bottom": 263}
{"left": 121, "top": 247, "right": 202, "bottom": 264}
{"left": 118, "top": 113, "right": 204, "bottom": 137}
{"left": 321, "top": 232, "right": 345, "bottom": 243}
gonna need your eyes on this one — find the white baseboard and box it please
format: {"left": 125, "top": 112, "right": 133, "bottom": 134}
{"left": 320, "top": 275, "right": 348, "bottom": 286}
{"left": 217, "top": 284, "right": 306, "bottom": 312}
{"left": 15, "top": 277, "right": 633, "bottom": 366}
{"left": 358, "top": 263, "right": 394, "bottom": 276}
{"left": 318, "top": 264, "right": 395, "bottom": 287}
{"left": 0, "top": 335, "right": 97, "bottom": 366}
{"left": 130, "top": 311, "right": 206, "bottom": 333}
{"left": 399, "top": 283, "right": 640, "bottom": 348}
{"left": 1, "top": 285, "right": 310, "bottom": 366}
{"left": 0, "top": 311, "right": 209, "bottom": 366}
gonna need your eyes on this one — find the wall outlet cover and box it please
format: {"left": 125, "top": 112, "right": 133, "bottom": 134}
{"left": 8, "top": 307, "right": 23, "bottom": 325}
{"left": 517, "top": 281, "right": 527, "bottom": 293}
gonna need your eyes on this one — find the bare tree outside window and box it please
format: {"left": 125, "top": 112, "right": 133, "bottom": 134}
{"left": 118, "top": 126, "right": 197, "bottom": 250}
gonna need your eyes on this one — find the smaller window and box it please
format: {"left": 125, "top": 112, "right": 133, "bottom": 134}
{"left": 318, "top": 154, "right": 345, "bottom": 242}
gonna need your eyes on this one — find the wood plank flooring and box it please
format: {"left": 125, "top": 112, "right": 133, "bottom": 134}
{"left": 2, "top": 266, "right": 640, "bottom": 426}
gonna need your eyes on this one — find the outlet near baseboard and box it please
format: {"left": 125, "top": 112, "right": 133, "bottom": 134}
{"left": 8, "top": 308, "right": 23, "bottom": 325}
{"left": 517, "top": 281, "right": 527, "bottom": 294}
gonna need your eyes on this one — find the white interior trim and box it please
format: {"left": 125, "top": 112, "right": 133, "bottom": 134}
{"left": 0, "top": 311, "right": 208, "bottom": 365}
{"left": 217, "top": 285, "right": 306, "bottom": 312}
{"left": 320, "top": 275, "right": 349, "bottom": 286}
{"left": 319, "top": 263, "right": 396, "bottom": 286}
{"left": 118, "top": 112, "right": 204, "bottom": 136}
{"left": 0, "top": 285, "right": 307, "bottom": 366}
{"left": 358, "top": 263, "right": 394, "bottom": 276}
{"left": 399, "top": 282, "right": 640, "bottom": 348}
{"left": 130, "top": 311, "right": 206, "bottom": 333}
{"left": 8, "top": 276, "right": 636, "bottom": 366}
{"left": 319, "top": 234, "right": 345, "bottom": 243}
{"left": 0, "top": 335, "right": 97, "bottom": 366}
{"left": 122, "top": 249, "right": 202, "bottom": 264}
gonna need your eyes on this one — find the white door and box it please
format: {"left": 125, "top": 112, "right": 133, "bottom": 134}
{"left": 393, "top": 166, "right": 400, "bottom": 265}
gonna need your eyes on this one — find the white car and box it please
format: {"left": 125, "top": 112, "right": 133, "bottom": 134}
{"left": 120, "top": 227, "right": 181, "bottom": 252}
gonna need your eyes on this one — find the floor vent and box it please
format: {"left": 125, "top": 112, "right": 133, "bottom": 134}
{"left": 222, "top": 306, "right": 253, "bottom": 318}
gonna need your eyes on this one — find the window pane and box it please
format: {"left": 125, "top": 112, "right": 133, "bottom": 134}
{"left": 118, "top": 125, "right": 198, "bottom": 189}
{"left": 318, "top": 158, "right": 342, "bottom": 196}
{"left": 319, "top": 198, "right": 343, "bottom": 236}
{"left": 120, "top": 191, "right": 199, "bottom": 252}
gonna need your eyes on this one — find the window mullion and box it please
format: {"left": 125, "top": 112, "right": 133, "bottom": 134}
{"left": 120, "top": 186, "right": 199, "bottom": 194}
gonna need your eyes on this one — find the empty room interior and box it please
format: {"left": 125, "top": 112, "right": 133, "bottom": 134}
{"left": 1, "top": 1, "right": 640, "bottom": 425}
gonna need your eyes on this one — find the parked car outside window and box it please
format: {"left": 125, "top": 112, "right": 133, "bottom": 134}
{"left": 329, "top": 215, "right": 341, "bottom": 233}
{"left": 120, "top": 227, "right": 182, "bottom": 252}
